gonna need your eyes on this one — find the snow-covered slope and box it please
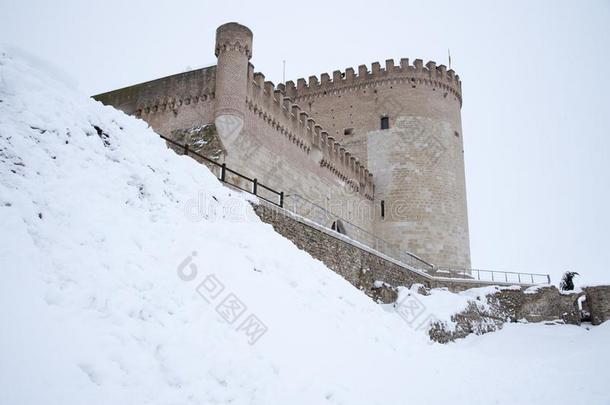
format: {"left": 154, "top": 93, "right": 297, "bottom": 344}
{"left": 1, "top": 49, "right": 609, "bottom": 405}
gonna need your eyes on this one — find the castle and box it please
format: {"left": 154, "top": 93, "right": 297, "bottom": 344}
{"left": 94, "top": 22, "right": 471, "bottom": 270}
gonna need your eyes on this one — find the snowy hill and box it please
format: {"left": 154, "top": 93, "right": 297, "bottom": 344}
{"left": 1, "top": 48, "right": 609, "bottom": 405}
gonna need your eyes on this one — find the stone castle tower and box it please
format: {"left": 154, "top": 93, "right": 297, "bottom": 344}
{"left": 94, "top": 22, "right": 471, "bottom": 270}
{"left": 214, "top": 23, "right": 252, "bottom": 146}
{"left": 280, "top": 41, "right": 470, "bottom": 270}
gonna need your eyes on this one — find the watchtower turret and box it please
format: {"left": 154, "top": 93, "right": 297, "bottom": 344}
{"left": 214, "top": 22, "right": 252, "bottom": 146}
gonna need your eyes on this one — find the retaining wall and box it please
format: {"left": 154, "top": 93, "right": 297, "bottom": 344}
{"left": 584, "top": 286, "right": 610, "bottom": 325}
{"left": 252, "top": 202, "right": 519, "bottom": 298}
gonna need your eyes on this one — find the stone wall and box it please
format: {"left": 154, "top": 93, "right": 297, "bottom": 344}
{"left": 429, "top": 286, "right": 583, "bottom": 343}
{"left": 252, "top": 202, "right": 523, "bottom": 300}
{"left": 248, "top": 73, "right": 375, "bottom": 199}
{"left": 584, "top": 286, "right": 610, "bottom": 325}
{"left": 493, "top": 287, "right": 582, "bottom": 324}
{"left": 253, "top": 200, "right": 610, "bottom": 338}
{"left": 94, "top": 66, "right": 216, "bottom": 119}
{"left": 252, "top": 202, "right": 430, "bottom": 301}
{"left": 253, "top": 200, "right": 603, "bottom": 343}
{"left": 226, "top": 94, "right": 376, "bottom": 232}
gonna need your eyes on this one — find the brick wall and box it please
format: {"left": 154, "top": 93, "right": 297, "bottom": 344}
{"left": 93, "top": 67, "right": 376, "bottom": 232}
{"left": 93, "top": 23, "right": 471, "bottom": 270}
{"left": 292, "top": 66, "right": 470, "bottom": 269}
{"left": 94, "top": 66, "right": 216, "bottom": 119}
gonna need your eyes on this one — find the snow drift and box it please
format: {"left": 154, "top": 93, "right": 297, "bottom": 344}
{"left": 1, "top": 48, "right": 609, "bottom": 405}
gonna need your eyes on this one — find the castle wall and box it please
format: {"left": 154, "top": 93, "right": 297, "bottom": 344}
{"left": 287, "top": 60, "right": 471, "bottom": 269}
{"left": 227, "top": 104, "right": 375, "bottom": 231}
{"left": 216, "top": 66, "right": 375, "bottom": 231}
{"left": 94, "top": 66, "right": 216, "bottom": 119}
{"left": 252, "top": 201, "right": 548, "bottom": 298}
{"left": 248, "top": 74, "right": 375, "bottom": 199}
{"left": 93, "top": 23, "right": 472, "bottom": 270}
{"left": 93, "top": 57, "right": 376, "bottom": 233}
{"left": 93, "top": 66, "right": 218, "bottom": 141}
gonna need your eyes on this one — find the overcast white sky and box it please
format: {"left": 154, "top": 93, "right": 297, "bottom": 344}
{"left": 1, "top": 0, "right": 609, "bottom": 285}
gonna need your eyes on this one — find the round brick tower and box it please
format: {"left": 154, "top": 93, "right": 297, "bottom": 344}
{"left": 368, "top": 60, "right": 470, "bottom": 270}
{"left": 214, "top": 22, "right": 252, "bottom": 146}
{"left": 286, "top": 59, "right": 471, "bottom": 269}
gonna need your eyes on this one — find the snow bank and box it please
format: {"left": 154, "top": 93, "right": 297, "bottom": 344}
{"left": 1, "top": 48, "right": 609, "bottom": 405}
{"left": 0, "top": 45, "right": 427, "bottom": 405}
{"left": 391, "top": 284, "right": 517, "bottom": 335}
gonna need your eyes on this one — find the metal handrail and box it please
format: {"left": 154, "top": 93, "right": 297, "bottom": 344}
{"left": 225, "top": 166, "right": 254, "bottom": 182}
{"left": 436, "top": 267, "right": 551, "bottom": 284}
{"left": 160, "top": 134, "right": 551, "bottom": 285}
{"left": 285, "top": 195, "right": 551, "bottom": 285}
{"left": 284, "top": 193, "right": 434, "bottom": 270}
{"left": 158, "top": 133, "right": 284, "bottom": 207}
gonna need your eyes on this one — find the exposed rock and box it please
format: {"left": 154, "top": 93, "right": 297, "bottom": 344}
{"left": 514, "top": 286, "right": 581, "bottom": 324}
{"left": 584, "top": 286, "right": 610, "bottom": 325}
{"left": 429, "top": 301, "right": 505, "bottom": 343}
{"left": 370, "top": 281, "right": 398, "bottom": 303}
{"left": 170, "top": 124, "right": 225, "bottom": 161}
{"left": 428, "top": 286, "right": 583, "bottom": 343}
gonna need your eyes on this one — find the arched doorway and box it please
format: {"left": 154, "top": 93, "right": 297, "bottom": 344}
{"left": 331, "top": 219, "right": 346, "bottom": 235}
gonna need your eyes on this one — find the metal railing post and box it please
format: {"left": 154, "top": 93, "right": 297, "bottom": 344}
{"left": 546, "top": 274, "right": 551, "bottom": 284}
{"left": 156, "top": 134, "right": 284, "bottom": 207}
{"left": 531, "top": 274, "right": 534, "bottom": 283}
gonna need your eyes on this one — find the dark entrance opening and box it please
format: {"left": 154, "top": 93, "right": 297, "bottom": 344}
{"left": 331, "top": 220, "right": 346, "bottom": 235}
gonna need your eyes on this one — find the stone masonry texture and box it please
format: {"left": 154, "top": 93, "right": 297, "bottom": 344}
{"left": 429, "top": 286, "right": 583, "bottom": 343}
{"left": 252, "top": 202, "right": 588, "bottom": 343}
{"left": 251, "top": 203, "right": 431, "bottom": 300}
{"left": 288, "top": 62, "right": 470, "bottom": 269}
{"left": 584, "top": 286, "right": 610, "bottom": 325}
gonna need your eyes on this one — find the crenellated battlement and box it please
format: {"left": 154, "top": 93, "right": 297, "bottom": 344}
{"left": 246, "top": 67, "right": 375, "bottom": 198}
{"left": 214, "top": 22, "right": 253, "bottom": 59}
{"left": 284, "top": 58, "right": 462, "bottom": 105}
{"left": 133, "top": 92, "right": 215, "bottom": 118}
{"left": 93, "top": 22, "right": 471, "bottom": 269}
{"left": 92, "top": 66, "right": 217, "bottom": 118}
